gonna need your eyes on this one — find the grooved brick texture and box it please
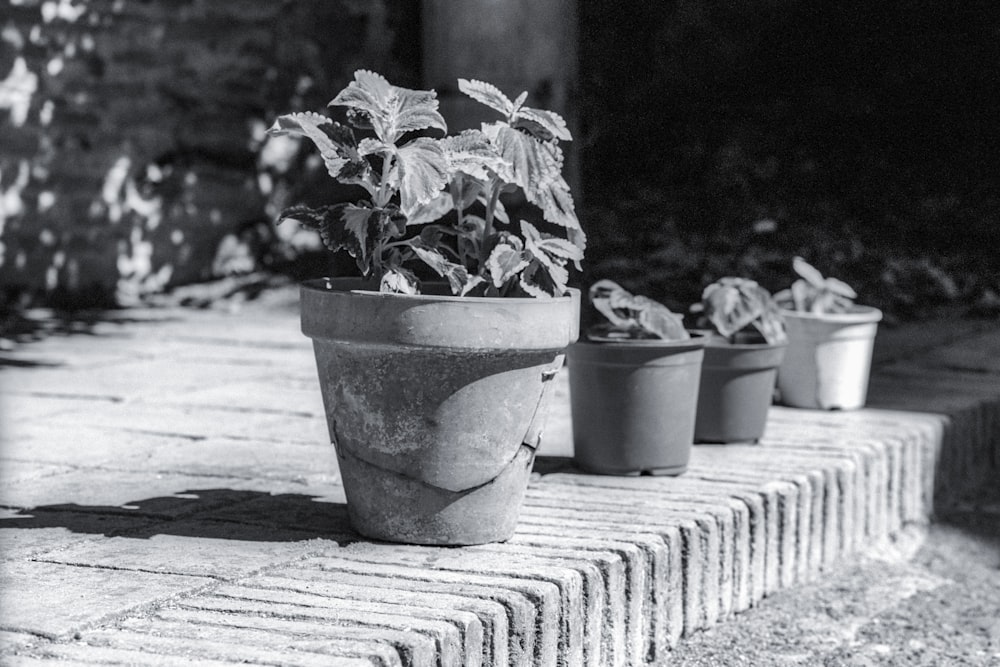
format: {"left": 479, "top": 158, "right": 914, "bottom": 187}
{"left": 2, "top": 304, "right": 998, "bottom": 665}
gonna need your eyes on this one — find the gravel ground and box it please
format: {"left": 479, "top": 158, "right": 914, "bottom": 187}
{"left": 669, "top": 506, "right": 1000, "bottom": 666}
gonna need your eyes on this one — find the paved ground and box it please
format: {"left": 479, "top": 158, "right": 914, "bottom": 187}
{"left": 0, "top": 283, "right": 998, "bottom": 666}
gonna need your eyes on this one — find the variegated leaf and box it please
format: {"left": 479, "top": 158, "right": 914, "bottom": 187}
{"left": 395, "top": 137, "right": 450, "bottom": 217}
{"left": 276, "top": 203, "right": 374, "bottom": 273}
{"left": 357, "top": 137, "right": 387, "bottom": 157}
{"left": 380, "top": 267, "right": 419, "bottom": 294}
{"left": 330, "top": 70, "right": 446, "bottom": 143}
{"left": 411, "top": 244, "right": 472, "bottom": 295}
{"left": 522, "top": 235, "right": 569, "bottom": 295}
{"left": 520, "top": 219, "right": 584, "bottom": 263}
{"left": 519, "top": 262, "right": 560, "bottom": 299}
{"left": 341, "top": 204, "right": 379, "bottom": 266}
{"left": 268, "top": 112, "right": 347, "bottom": 178}
{"left": 439, "top": 130, "right": 512, "bottom": 181}
{"left": 486, "top": 125, "right": 584, "bottom": 248}
{"left": 458, "top": 78, "right": 514, "bottom": 116}
{"left": 486, "top": 237, "right": 528, "bottom": 288}
{"left": 406, "top": 192, "right": 454, "bottom": 226}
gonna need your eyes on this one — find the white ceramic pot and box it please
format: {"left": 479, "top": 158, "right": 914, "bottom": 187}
{"left": 776, "top": 306, "right": 882, "bottom": 410}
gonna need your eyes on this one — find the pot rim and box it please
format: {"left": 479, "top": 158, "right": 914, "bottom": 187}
{"left": 703, "top": 338, "right": 788, "bottom": 351}
{"left": 779, "top": 305, "right": 883, "bottom": 324}
{"left": 578, "top": 331, "right": 707, "bottom": 350}
{"left": 689, "top": 329, "right": 789, "bottom": 351}
{"left": 302, "top": 277, "right": 579, "bottom": 305}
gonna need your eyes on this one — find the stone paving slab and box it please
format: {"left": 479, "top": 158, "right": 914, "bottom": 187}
{"left": 0, "top": 297, "right": 998, "bottom": 665}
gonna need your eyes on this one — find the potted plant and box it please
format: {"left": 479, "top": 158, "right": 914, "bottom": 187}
{"left": 268, "top": 70, "right": 586, "bottom": 545}
{"left": 773, "top": 257, "right": 883, "bottom": 410}
{"left": 690, "top": 277, "right": 787, "bottom": 443}
{"left": 566, "top": 280, "right": 704, "bottom": 475}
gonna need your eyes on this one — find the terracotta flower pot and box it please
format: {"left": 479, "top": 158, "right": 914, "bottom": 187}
{"left": 776, "top": 307, "right": 882, "bottom": 410}
{"left": 567, "top": 336, "right": 705, "bottom": 475}
{"left": 301, "top": 278, "right": 580, "bottom": 545}
{"left": 695, "top": 339, "right": 787, "bottom": 443}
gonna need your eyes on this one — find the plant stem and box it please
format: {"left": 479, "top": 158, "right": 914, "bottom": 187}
{"left": 483, "top": 178, "right": 501, "bottom": 240}
{"left": 479, "top": 178, "right": 502, "bottom": 266}
{"left": 375, "top": 151, "right": 393, "bottom": 208}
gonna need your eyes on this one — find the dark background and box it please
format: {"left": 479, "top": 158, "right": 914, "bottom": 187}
{"left": 576, "top": 0, "right": 1000, "bottom": 319}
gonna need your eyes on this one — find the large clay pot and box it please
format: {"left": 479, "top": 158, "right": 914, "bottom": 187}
{"left": 301, "top": 278, "right": 580, "bottom": 545}
{"left": 567, "top": 336, "right": 705, "bottom": 475}
{"left": 776, "top": 307, "right": 882, "bottom": 410}
{"left": 695, "top": 339, "right": 786, "bottom": 443}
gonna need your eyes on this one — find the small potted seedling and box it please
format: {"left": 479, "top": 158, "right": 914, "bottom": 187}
{"left": 267, "top": 70, "right": 585, "bottom": 545}
{"left": 691, "top": 277, "right": 787, "bottom": 443}
{"left": 566, "top": 280, "right": 705, "bottom": 475}
{"left": 773, "top": 257, "right": 883, "bottom": 409}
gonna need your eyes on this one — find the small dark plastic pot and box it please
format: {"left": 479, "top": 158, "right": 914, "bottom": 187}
{"left": 694, "top": 339, "right": 787, "bottom": 444}
{"left": 567, "top": 335, "right": 705, "bottom": 475}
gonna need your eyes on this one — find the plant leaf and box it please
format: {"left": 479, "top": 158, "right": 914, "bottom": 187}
{"left": 512, "top": 106, "right": 572, "bottom": 141}
{"left": 439, "top": 129, "right": 512, "bottom": 182}
{"left": 458, "top": 78, "right": 514, "bottom": 117}
{"left": 791, "top": 280, "right": 810, "bottom": 311}
{"left": 277, "top": 203, "right": 375, "bottom": 274}
{"left": 485, "top": 124, "right": 585, "bottom": 250}
{"left": 405, "top": 192, "right": 454, "bottom": 226}
{"left": 701, "top": 277, "right": 786, "bottom": 344}
{"left": 380, "top": 267, "right": 419, "bottom": 294}
{"left": 330, "top": 70, "right": 446, "bottom": 143}
{"left": 792, "top": 256, "right": 827, "bottom": 288}
{"left": 341, "top": 204, "right": 380, "bottom": 267}
{"left": 522, "top": 230, "right": 569, "bottom": 296}
{"left": 517, "top": 261, "right": 564, "bottom": 298}
{"left": 268, "top": 113, "right": 359, "bottom": 179}
{"left": 589, "top": 279, "right": 690, "bottom": 341}
{"left": 825, "top": 276, "right": 858, "bottom": 299}
{"left": 486, "top": 236, "right": 529, "bottom": 288}
{"left": 394, "top": 137, "right": 450, "bottom": 217}
{"left": 411, "top": 243, "right": 474, "bottom": 295}
{"left": 532, "top": 232, "right": 584, "bottom": 262}
{"left": 357, "top": 137, "right": 386, "bottom": 157}
{"left": 520, "top": 219, "right": 583, "bottom": 284}
{"left": 637, "top": 300, "right": 690, "bottom": 341}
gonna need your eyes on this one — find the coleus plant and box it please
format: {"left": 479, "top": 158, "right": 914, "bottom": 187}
{"left": 774, "top": 256, "right": 857, "bottom": 314}
{"left": 587, "top": 280, "right": 689, "bottom": 341}
{"left": 695, "top": 277, "right": 787, "bottom": 345}
{"left": 267, "top": 70, "right": 585, "bottom": 297}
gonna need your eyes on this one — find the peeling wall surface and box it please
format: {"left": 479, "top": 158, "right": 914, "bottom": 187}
{"left": 0, "top": 0, "right": 420, "bottom": 305}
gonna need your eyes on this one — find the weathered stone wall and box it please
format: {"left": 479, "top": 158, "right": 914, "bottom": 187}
{"left": 1, "top": 0, "right": 420, "bottom": 306}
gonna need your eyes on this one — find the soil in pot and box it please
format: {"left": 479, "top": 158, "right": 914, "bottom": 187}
{"left": 301, "top": 278, "right": 580, "bottom": 545}
{"left": 567, "top": 335, "right": 705, "bottom": 475}
{"left": 777, "top": 307, "right": 882, "bottom": 410}
{"left": 695, "top": 339, "right": 786, "bottom": 444}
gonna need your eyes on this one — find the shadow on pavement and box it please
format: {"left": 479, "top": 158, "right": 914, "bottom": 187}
{"left": 1, "top": 488, "right": 362, "bottom": 543}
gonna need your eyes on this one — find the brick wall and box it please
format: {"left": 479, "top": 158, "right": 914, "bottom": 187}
{"left": 0, "top": 0, "right": 420, "bottom": 306}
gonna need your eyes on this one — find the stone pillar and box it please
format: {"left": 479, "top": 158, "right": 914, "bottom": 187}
{"left": 421, "top": 0, "right": 580, "bottom": 194}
